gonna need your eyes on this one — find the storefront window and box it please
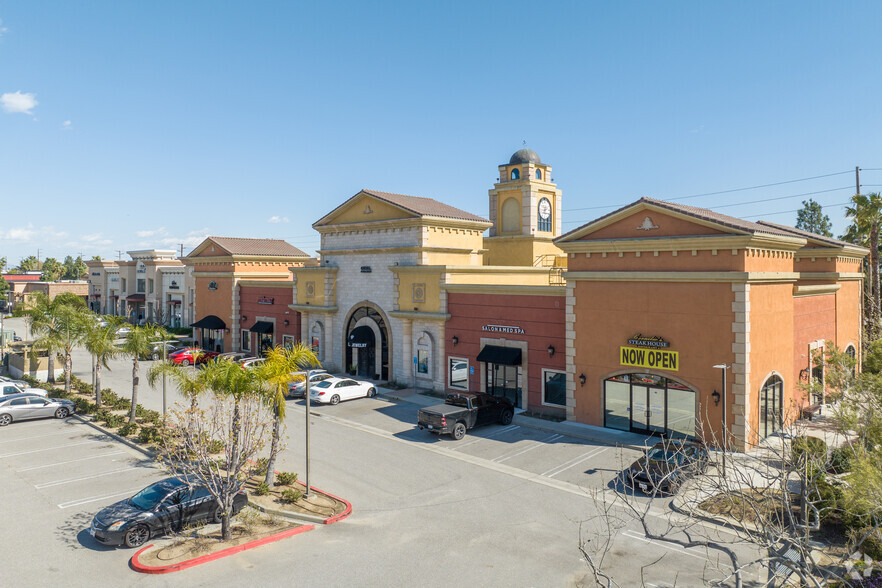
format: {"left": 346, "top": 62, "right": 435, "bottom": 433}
{"left": 417, "top": 350, "right": 429, "bottom": 374}
{"left": 542, "top": 370, "right": 566, "bottom": 406}
{"left": 283, "top": 335, "right": 295, "bottom": 350}
{"left": 604, "top": 379, "right": 631, "bottom": 431}
{"left": 449, "top": 358, "right": 468, "bottom": 390}
{"left": 137, "top": 279, "right": 146, "bottom": 293}
{"left": 759, "top": 375, "right": 783, "bottom": 439}
{"left": 666, "top": 382, "right": 696, "bottom": 439}
{"left": 603, "top": 374, "right": 697, "bottom": 438}
{"left": 241, "top": 330, "right": 250, "bottom": 351}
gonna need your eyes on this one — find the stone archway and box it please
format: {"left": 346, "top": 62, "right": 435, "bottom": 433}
{"left": 343, "top": 302, "right": 392, "bottom": 381}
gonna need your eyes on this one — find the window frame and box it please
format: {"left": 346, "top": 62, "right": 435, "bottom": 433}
{"left": 511, "top": 168, "right": 520, "bottom": 180}
{"left": 241, "top": 330, "right": 251, "bottom": 351}
{"left": 541, "top": 368, "right": 567, "bottom": 407}
{"left": 448, "top": 356, "right": 469, "bottom": 391}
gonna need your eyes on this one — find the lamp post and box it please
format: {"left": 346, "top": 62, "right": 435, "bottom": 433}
{"left": 304, "top": 366, "right": 315, "bottom": 499}
{"left": 712, "top": 363, "right": 729, "bottom": 477}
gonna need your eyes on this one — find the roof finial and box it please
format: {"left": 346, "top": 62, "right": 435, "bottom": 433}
{"left": 522, "top": 139, "right": 527, "bottom": 147}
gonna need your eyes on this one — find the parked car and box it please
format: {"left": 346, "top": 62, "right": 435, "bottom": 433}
{"left": 308, "top": 377, "right": 377, "bottom": 405}
{"left": 623, "top": 440, "right": 709, "bottom": 495}
{"left": 90, "top": 477, "right": 248, "bottom": 548}
{"left": 168, "top": 348, "right": 219, "bottom": 366}
{"left": 1, "top": 381, "right": 48, "bottom": 398}
{"left": 116, "top": 327, "right": 132, "bottom": 338}
{"left": 0, "top": 393, "right": 75, "bottom": 426}
{"left": 417, "top": 391, "right": 514, "bottom": 440}
{"left": 240, "top": 357, "right": 267, "bottom": 370}
{"left": 141, "top": 342, "right": 184, "bottom": 361}
{"left": 287, "top": 370, "right": 330, "bottom": 398}
{"left": 216, "top": 352, "right": 255, "bottom": 363}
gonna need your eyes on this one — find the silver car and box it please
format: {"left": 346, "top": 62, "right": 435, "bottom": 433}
{"left": 0, "top": 393, "right": 75, "bottom": 426}
{"left": 1, "top": 381, "right": 48, "bottom": 398}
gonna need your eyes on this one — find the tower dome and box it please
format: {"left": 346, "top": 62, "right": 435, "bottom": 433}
{"left": 509, "top": 148, "right": 541, "bottom": 165}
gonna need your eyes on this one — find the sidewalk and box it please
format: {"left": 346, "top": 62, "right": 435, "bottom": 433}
{"left": 376, "top": 385, "right": 653, "bottom": 451}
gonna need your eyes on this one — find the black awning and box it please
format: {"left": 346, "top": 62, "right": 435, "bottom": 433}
{"left": 348, "top": 325, "right": 375, "bottom": 348}
{"left": 476, "top": 345, "right": 522, "bottom": 366}
{"left": 248, "top": 321, "right": 274, "bottom": 334}
{"left": 126, "top": 294, "right": 145, "bottom": 302}
{"left": 190, "top": 315, "right": 226, "bottom": 330}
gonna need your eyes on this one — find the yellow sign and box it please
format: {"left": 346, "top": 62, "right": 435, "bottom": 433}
{"left": 620, "top": 346, "right": 679, "bottom": 371}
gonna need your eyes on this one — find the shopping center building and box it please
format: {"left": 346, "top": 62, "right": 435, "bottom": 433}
{"left": 188, "top": 149, "right": 868, "bottom": 448}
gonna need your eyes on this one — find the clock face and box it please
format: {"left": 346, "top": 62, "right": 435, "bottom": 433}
{"left": 538, "top": 198, "right": 551, "bottom": 220}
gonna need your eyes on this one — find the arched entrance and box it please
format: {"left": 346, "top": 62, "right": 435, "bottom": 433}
{"left": 603, "top": 372, "right": 697, "bottom": 438}
{"left": 344, "top": 305, "right": 389, "bottom": 381}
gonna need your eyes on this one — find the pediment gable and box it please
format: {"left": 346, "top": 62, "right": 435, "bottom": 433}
{"left": 314, "top": 191, "right": 421, "bottom": 227}
{"left": 575, "top": 208, "right": 729, "bottom": 241}
{"left": 188, "top": 237, "right": 232, "bottom": 258}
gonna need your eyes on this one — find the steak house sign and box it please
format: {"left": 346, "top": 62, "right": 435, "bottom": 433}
{"left": 620, "top": 334, "right": 678, "bottom": 371}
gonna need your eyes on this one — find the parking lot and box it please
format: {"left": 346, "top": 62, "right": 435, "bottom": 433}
{"left": 0, "top": 415, "right": 166, "bottom": 586}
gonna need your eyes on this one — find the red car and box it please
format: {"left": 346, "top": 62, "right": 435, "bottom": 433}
{"left": 168, "top": 348, "right": 219, "bottom": 366}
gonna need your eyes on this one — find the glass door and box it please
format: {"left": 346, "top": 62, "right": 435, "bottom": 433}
{"left": 631, "top": 385, "right": 666, "bottom": 434}
{"left": 487, "top": 363, "right": 522, "bottom": 408}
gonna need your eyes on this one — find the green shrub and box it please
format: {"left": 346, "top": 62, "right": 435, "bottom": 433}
{"left": 851, "top": 527, "right": 882, "bottom": 560}
{"left": 280, "top": 488, "right": 302, "bottom": 503}
{"left": 254, "top": 483, "right": 269, "bottom": 496}
{"left": 74, "top": 398, "right": 97, "bottom": 414}
{"left": 114, "top": 397, "right": 132, "bottom": 411}
{"left": 208, "top": 439, "right": 224, "bottom": 454}
{"left": 829, "top": 445, "right": 856, "bottom": 474}
{"left": 137, "top": 426, "right": 159, "bottom": 445}
{"left": 103, "top": 413, "right": 124, "bottom": 428}
{"left": 100, "top": 389, "right": 120, "bottom": 405}
{"left": 791, "top": 435, "right": 827, "bottom": 467}
{"left": 117, "top": 422, "right": 139, "bottom": 437}
{"left": 276, "top": 471, "right": 298, "bottom": 486}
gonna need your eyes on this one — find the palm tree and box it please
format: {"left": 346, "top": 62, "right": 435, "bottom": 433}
{"left": 83, "top": 318, "right": 123, "bottom": 407}
{"left": 119, "top": 324, "right": 167, "bottom": 423}
{"left": 845, "top": 192, "right": 882, "bottom": 338}
{"left": 257, "top": 344, "right": 319, "bottom": 487}
{"left": 55, "top": 304, "right": 90, "bottom": 395}
{"left": 146, "top": 359, "right": 210, "bottom": 413}
{"left": 21, "top": 292, "right": 65, "bottom": 384}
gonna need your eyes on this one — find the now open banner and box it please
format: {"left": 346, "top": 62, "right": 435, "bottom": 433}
{"left": 620, "top": 346, "right": 679, "bottom": 371}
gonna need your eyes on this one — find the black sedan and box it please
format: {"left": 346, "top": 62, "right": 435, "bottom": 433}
{"left": 90, "top": 477, "right": 248, "bottom": 548}
{"left": 624, "top": 440, "right": 708, "bottom": 495}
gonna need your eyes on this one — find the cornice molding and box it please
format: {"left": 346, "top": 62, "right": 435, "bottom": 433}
{"left": 288, "top": 303, "right": 338, "bottom": 313}
{"left": 557, "top": 234, "right": 805, "bottom": 254}
{"left": 563, "top": 271, "right": 800, "bottom": 284}
{"left": 388, "top": 310, "right": 451, "bottom": 321}
{"left": 793, "top": 284, "right": 842, "bottom": 297}
{"left": 443, "top": 284, "right": 566, "bottom": 296}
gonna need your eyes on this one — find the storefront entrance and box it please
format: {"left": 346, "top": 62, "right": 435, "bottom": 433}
{"left": 476, "top": 345, "right": 522, "bottom": 409}
{"left": 345, "top": 307, "right": 389, "bottom": 381}
{"left": 604, "top": 373, "right": 696, "bottom": 438}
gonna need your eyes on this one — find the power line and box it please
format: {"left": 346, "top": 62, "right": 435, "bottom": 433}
{"left": 710, "top": 186, "right": 852, "bottom": 210}
{"left": 743, "top": 201, "right": 851, "bottom": 220}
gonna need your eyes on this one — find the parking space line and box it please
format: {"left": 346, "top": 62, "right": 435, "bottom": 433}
{"left": 453, "top": 425, "right": 520, "bottom": 449}
{"left": 58, "top": 487, "right": 147, "bottom": 509}
{"left": 0, "top": 440, "right": 96, "bottom": 459}
{"left": 542, "top": 447, "right": 608, "bottom": 477}
{"left": 36, "top": 466, "right": 144, "bottom": 489}
{"left": 493, "top": 434, "right": 564, "bottom": 463}
{"left": 621, "top": 530, "right": 711, "bottom": 561}
{"left": 0, "top": 430, "right": 79, "bottom": 444}
{"left": 18, "top": 451, "right": 127, "bottom": 472}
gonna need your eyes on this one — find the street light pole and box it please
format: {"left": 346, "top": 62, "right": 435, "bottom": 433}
{"left": 304, "top": 368, "right": 312, "bottom": 498}
{"left": 712, "top": 364, "right": 729, "bottom": 477}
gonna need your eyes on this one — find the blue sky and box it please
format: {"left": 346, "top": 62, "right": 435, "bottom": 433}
{"left": 1, "top": 1, "right": 880, "bottom": 265}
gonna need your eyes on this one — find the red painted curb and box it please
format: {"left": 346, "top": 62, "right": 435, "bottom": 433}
{"left": 130, "top": 524, "right": 315, "bottom": 574}
{"left": 306, "top": 485, "right": 352, "bottom": 524}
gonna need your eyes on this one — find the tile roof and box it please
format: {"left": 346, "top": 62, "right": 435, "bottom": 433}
{"left": 361, "top": 189, "right": 489, "bottom": 223}
{"left": 754, "top": 220, "right": 856, "bottom": 248}
{"left": 202, "top": 237, "right": 309, "bottom": 257}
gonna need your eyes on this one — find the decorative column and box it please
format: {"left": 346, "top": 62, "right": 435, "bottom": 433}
{"left": 730, "top": 282, "right": 751, "bottom": 451}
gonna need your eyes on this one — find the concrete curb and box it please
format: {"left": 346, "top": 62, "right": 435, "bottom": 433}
{"left": 248, "top": 484, "right": 352, "bottom": 525}
{"left": 130, "top": 524, "right": 315, "bottom": 574}
{"left": 72, "top": 414, "right": 157, "bottom": 459}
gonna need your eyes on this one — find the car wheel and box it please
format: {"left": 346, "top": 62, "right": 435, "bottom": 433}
{"left": 182, "top": 359, "right": 190, "bottom": 367}
{"left": 152, "top": 352, "right": 160, "bottom": 361}
{"left": 0, "top": 414, "right": 11, "bottom": 426}
{"left": 124, "top": 524, "right": 150, "bottom": 548}
{"left": 55, "top": 407, "right": 70, "bottom": 419}
{"left": 212, "top": 505, "right": 224, "bottom": 524}
{"left": 452, "top": 422, "right": 467, "bottom": 440}
{"left": 367, "top": 387, "right": 376, "bottom": 398}
{"left": 499, "top": 409, "right": 514, "bottom": 426}
{"left": 329, "top": 394, "right": 340, "bottom": 405}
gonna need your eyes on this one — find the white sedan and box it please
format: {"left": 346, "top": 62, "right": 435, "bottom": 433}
{"left": 308, "top": 377, "right": 377, "bottom": 405}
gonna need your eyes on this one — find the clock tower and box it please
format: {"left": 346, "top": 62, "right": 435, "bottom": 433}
{"left": 484, "top": 148, "right": 564, "bottom": 266}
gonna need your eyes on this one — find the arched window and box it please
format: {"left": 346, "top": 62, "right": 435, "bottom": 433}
{"left": 537, "top": 197, "right": 552, "bottom": 232}
{"left": 510, "top": 168, "right": 520, "bottom": 180}
{"left": 501, "top": 198, "right": 520, "bottom": 233}
{"left": 535, "top": 169, "right": 542, "bottom": 180}
{"left": 759, "top": 375, "right": 783, "bottom": 439}
{"left": 845, "top": 344, "right": 857, "bottom": 376}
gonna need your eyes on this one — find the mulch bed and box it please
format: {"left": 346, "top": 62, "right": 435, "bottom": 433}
{"left": 244, "top": 476, "right": 348, "bottom": 520}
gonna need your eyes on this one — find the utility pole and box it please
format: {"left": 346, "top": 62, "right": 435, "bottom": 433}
{"left": 180, "top": 244, "right": 184, "bottom": 258}
{"left": 856, "top": 166, "right": 862, "bottom": 196}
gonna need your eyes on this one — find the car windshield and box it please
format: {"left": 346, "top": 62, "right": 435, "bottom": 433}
{"left": 129, "top": 482, "right": 175, "bottom": 510}
{"left": 646, "top": 447, "right": 684, "bottom": 464}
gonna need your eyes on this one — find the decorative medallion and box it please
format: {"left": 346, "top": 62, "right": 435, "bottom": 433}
{"left": 208, "top": 281, "right": 218, "bottom": 290}
{"left": 636, "top": 216, "right": 659, "bottom": 231}
{"left": 305, "top": 281, "right": 316, "bottom": 298}
{"left": 412, "top": 283, "right": 426, "bottom": 303}
{"left": 363, "top": 204, "right": 373, "bottom": 214}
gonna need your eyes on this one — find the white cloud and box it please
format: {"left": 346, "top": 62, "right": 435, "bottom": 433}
{"left": 4, "top": 227, "right": 36, "bottom": 240}
{"left": 82, "top": 233, "right": 104, "bottom": 242}
{"left": 1, "top": 91, "right": 38, "bottom": 115}
{"left": 268, "top": 216, "right": 289, "bottom": 223}
{"left": 0, "top": 19, "right": 8, "bottom": 37}
{"left": 62, "top": 120, "right": 72, "bottom": 130}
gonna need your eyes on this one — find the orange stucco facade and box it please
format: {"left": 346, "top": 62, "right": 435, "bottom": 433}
{"left": 557, "top": 199, "right": 867, "bottom": 449}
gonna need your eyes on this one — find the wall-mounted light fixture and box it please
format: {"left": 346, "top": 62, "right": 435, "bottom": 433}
{"left": 579, "top": 373, "right": 586, "bottom": 387}
{"left": 711, "top": 390, "right": 721, "bottom": 405}
{"left": 452, "top": 335, "right": 459, "bottom": 346}
{"left": 283, "top": 319, "right": 290, "bottom": 326}
{"left": 547, "top": 345, "right": 555, "bottom": 357}
{"left": 413, "top": 307, "right": 418, "bottom": 312}
{"left": 241, "top": 315, "right": 247, "bottom": 321}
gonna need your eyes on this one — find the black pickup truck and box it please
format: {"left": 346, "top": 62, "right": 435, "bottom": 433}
{"left": 417, "top": 392, "right": 514, "bottom": 440}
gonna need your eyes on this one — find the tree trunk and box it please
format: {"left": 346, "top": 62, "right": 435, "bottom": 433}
{"left": 47, "top": 351, "right": 55, "bottom": 384}
{"left": 221, "top": 510, "right": 231, "bottom": 540}
{"left": 264, "top": 410, "right": 282, "bottom": 487}
{"left": 129, "top": 358, "right": 139, "bottom": 423}
{"left": 95, "top": 361, "right": 102, "bottom": 407}
{"left": 64, "top": 350, "right": 72, "bottom": 394}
